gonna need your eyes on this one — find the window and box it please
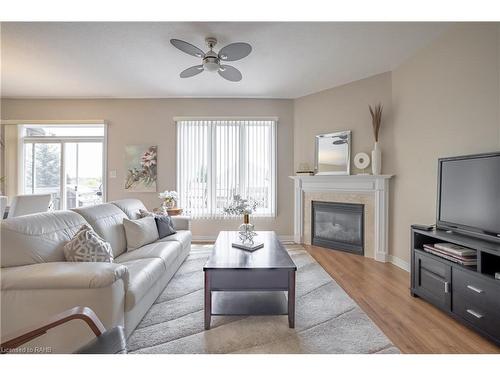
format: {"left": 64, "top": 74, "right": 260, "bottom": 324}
{"left": 177, "top": 119, "right": 276, "bottom": 218}
{"left": 20, "top": 124, "right": 106, "bottom": 210}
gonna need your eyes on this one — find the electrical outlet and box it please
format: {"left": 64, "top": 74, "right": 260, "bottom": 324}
{"left": 109, "top": 170, "right": 117, "bottom": 178}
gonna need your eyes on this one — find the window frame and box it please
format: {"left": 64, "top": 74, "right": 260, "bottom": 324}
{"left": 18, "top": 122, "right": 108, "bottom": 210}
{"left": 175, "top": 117, "right": 277, "bottom": 219}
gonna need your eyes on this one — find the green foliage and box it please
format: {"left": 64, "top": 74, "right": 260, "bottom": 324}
{"left": 33, "top": 144, "right": 60, "bottom": 188}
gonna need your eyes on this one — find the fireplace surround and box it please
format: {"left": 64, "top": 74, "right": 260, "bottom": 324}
{"left": 311, "top": 201, "right": 364, "bottom": 255}
{"left": 290, "top": 174, "right": 393, "bottom": 262}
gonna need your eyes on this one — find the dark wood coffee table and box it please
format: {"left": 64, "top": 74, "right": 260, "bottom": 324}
{"left": 203, "top": 231, "right": 297, "bottom": 330}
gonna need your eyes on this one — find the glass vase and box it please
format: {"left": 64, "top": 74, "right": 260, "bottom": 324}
{"left": 238, "top": 214, "right": 256, "bottom": 243}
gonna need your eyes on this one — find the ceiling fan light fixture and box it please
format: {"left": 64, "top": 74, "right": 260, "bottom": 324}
{"left": 202, "top": 50, "right": 220, "bottom": 72}
{"left": 203, "top": 58, "right": 220, "bottom": 72}
{"left": 171, "top": 36, "right": 251, "bottom": 81}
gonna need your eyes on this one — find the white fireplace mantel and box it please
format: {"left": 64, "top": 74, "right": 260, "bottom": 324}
{"left": 290, "top": 174, "right": 393, "bottom": 262}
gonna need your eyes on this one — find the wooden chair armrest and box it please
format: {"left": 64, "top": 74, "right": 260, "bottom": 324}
{"left": 1, "top": 306, "right": 106, "bottom": 353}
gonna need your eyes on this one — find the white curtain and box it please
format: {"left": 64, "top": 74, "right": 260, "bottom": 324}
{"left": 176, "top": 119, "right": 276, "bottom": 219}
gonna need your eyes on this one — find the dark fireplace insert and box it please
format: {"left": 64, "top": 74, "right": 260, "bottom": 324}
{"left": 311, "top": 201, "right": 364, "bottom": 255}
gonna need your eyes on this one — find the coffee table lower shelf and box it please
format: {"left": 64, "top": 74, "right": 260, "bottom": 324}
{"left": 203, "top": 270, "right": 296, "bottom": 330}
{"left": 211, "top": 291, "right": 289, "bottom": 316}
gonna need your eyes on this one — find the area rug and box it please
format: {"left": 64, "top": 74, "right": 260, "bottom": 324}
{"left": 128, "top": 244, "right": 400, "bottom": 354}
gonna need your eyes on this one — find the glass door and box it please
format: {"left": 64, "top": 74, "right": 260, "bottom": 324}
{"left": 21, "top": 124, "right": 106, "bottom": 211}
{"left": 24, "top": 142, "right": 62, "bottom": 210}
{"left": 64, "top": 142, "right": 103, "bottom": 209}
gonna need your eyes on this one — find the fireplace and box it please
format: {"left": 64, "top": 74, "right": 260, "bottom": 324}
{"left": 311, "top": 201, "right": 364, "bottom": 255}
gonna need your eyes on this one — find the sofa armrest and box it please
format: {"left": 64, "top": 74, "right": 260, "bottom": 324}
{"left": 170, "top": 215, "right": 191, "bottom": 231}
{"left": 1, "top": 262, "right": 129, "bottom": 291}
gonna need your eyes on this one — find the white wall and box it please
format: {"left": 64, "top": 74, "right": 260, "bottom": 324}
{"left": 294, "top": 23, "right": 500, "bottom": 266}
{"left": 390, "top": 23, "right": 500, "bottom": 264}
{"left": 294, "top": 72, "right": 393, "bottom": 174}
{"left": 0, "top": 98, "right": 295, "bottom": 238}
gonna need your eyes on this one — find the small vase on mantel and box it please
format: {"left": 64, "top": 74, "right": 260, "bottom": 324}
{"left": 371, "top": 142, "right": 382, "bottom": 175}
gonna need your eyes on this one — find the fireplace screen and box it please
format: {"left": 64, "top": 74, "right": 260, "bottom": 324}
{"left": 311, "top": 201, "right": 364, "bottom": 255}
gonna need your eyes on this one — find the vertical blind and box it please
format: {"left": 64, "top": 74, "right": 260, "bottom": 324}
{"left": 176, "top": 119, "right": 276, "bottom": 218}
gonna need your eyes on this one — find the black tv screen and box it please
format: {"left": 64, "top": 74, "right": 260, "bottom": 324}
{"left": 437, "top": 153, "right": 500, "bottom": 237}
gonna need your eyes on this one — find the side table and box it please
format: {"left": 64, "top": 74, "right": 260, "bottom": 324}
{"left": 167, "top": 208, "right": 183, "bottom": 216}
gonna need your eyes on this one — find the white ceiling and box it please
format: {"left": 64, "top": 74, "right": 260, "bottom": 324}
{"left": 1, "top": 22, "right": 450, "bottom": 99}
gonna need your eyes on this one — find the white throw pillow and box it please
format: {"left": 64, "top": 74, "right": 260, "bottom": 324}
{"left": 123, "top": 216, "right": 159, "bottom": 251}
{"left": 64, "top": 224, "right": 114, "bottom": 262}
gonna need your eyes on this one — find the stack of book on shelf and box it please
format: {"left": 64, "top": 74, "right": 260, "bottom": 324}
{"left": 423, "top": 242, "right": 477, "bottom": 266}
{"left": 295, "top": 171, "right": 315, "bottom": 176}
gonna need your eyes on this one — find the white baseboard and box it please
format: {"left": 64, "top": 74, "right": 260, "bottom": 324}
{"left": 389, "top": 255, "right": 410, "bottom": 272}
{"left": 192, "top": 234, "right": 295, "bottom": 243}
{"left": 278, "top": 235, "right": 295, "bottom": 243}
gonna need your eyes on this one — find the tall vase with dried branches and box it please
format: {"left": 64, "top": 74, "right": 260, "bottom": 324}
{"left": 369, "top": 103, "right": 383, "bottom": 175}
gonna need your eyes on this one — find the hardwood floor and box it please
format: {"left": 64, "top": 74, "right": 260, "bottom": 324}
{"left": 304, "top": 244, "right": 500, "bottom": 354}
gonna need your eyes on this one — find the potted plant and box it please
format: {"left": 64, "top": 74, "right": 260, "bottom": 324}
{"left": 158, "top": 190, "right": 178, "bottom": 211}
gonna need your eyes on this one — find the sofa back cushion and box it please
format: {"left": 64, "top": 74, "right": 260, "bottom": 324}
{"left": 1, "top": 211, "right": 87, "bottom": 267}
{"left": 72, "top": 203, "right": 128, "bottom": 258}
{"left": 111, "top": 199, "right": 147, "bottom": 220}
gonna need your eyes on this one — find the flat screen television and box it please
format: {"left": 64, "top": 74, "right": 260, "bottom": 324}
{"left": 437, "top": 152, "right": 500, "bottom": 242}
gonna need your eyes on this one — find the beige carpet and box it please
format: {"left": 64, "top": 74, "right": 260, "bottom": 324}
{"left": 128, "top": 244, "right": 400, "bottom": 354}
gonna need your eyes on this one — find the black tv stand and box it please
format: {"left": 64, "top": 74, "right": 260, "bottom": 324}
{"left": 411, "top": 227, "right": 500, "bottom": 346}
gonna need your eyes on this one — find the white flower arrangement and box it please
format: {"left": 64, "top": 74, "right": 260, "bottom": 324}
{"left": 223, "top": 194, "right": 259, "bottom": 216}
{"left": 159, "top": 190, "right": 178, "bottom": 203}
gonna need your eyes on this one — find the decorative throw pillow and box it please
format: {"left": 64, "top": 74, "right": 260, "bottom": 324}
{"left": 138, "top": 208, "right": 154, "bottom": 218}
{"left": 123, "top": 216, "right": 159, "bottom": 251}
{"left": 64, "top": 224, "right": 114, "bottom": 262}
{"left": 155, "top": 215, "right": 177, "bottom": 238}
{"left": 138, "top": 209, "right": 176, "bottom": 238}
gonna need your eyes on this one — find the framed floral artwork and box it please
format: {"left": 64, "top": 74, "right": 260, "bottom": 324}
{"left": 124, "top": 145, "right": 157, "bottom": 192}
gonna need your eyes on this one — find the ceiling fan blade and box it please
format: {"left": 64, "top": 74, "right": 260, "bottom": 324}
{"left": 218, "top": 65, "right": 242, "bottom": 82}
{"left": 170, "top": 39, "right": 205, "bottom": 58}
{"left": 218, "top": 42, "right": 252, "bottom": 62}
{"left": 180, "top": 65, "right": 204, "bottom": 78}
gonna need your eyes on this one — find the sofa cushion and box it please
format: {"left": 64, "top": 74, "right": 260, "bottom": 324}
{"left": 156, "top": 230, "right": 192, "bottom": 249}
{"left": 115, "top": 241, "right": 181, "bottom": 269}
{"left": 1, "top": 211, "right": 87, "bottom": 267}
{"left": 72, "top": 204, "right": 128, "bottom": 258}
{"left": 123, "top": 217, "right": 159, "bottom": 251}
{"left": 119, "top": 258, "right": 165, "bottom": 311}
{"left": 111, "top": 199, "right": 147, "bottom": 220}
{"left": 64, "top": 224, "right": 114, "bottom": 263}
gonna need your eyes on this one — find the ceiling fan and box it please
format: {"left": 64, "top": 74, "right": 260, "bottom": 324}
{"left": 170, "top": 37, "right": 252, "bottom": 82}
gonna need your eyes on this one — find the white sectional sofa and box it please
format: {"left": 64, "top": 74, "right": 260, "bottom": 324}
{"left": 0, "top": 199, "right": 191, "bottom": 353}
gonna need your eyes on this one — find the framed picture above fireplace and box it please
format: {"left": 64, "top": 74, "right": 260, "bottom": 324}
{"left": 314, "top": 130, "right": 351, "bottom": 175}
